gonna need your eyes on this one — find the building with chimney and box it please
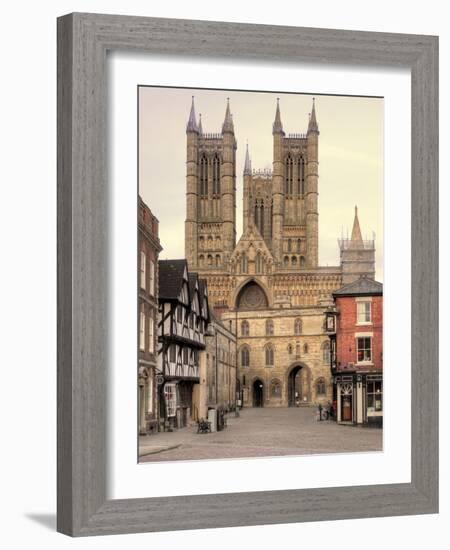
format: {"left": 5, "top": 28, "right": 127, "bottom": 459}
{"left": 138, "top": 197, "right": 162, "bottom": 434}
{"left": 183, "top": 96, "right": 378, "bottom": 408}
{"left": 329, "top": 276, "right": 383, "bottom": 425}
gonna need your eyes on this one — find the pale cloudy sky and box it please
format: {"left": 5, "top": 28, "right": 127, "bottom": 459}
{"left": 139, "top": 87, "right": 383, "bottom": 281}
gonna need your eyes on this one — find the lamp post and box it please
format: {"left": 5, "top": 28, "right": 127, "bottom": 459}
{"left": 234, "top": 308, "right": 239, "bottom": 417}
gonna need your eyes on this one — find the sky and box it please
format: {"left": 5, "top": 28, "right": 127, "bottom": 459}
{"left": 139, "top": 87, "right": 384, "bottom": 281}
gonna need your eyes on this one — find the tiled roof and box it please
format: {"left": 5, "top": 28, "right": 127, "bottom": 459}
{"left": 333, "top": 275, "right": 383, "bottom": 297}
{"left": 158, "top": 259, "right": 187, "bottom": 300}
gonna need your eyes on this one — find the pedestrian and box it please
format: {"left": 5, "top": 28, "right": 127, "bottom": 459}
{"left": 318, "top": 403, "right": 323, "bottom": 421}
{"left": 328, "top": 400, "right": 334, "bottom": 419}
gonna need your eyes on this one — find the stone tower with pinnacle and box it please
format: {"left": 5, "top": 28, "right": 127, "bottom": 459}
{"left": 185, "top": 97, "right": 237, "bottom": 271}
{"left": 186, "top": 96, "right": 375, "bottom": 309}
{"left": 339, "top": 205, "right": 376, "bottom": 284}
{"left": 251, "top": 97, "right": 319, "bottom": 268}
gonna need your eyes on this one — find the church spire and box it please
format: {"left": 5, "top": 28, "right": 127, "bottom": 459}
{"left": 186, "top": 96, "right": 198, "bottom": 133}
{"left": 350, "top": 205, "right": 363, "bottom": 244}
{"left": 307, "top": 97, "right": 319, "bottom": 134}
{"left": 244, "top": 142, "right": 252, "bottom": 175}
{"left": 198, "top": 113, "right": 203, "bottom": 135}
{"left": 272, "top": 97, "right": 284, "bottom": 134}
{"left": 222, "top": 97, "right": 234, "bottom": 133}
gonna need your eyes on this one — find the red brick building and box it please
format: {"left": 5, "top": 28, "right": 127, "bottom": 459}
{"left": 138, "top": 197, "right": 162, "bottom": 434}
{"left": 329, "top": 275, "right": 383, "bottom": 425}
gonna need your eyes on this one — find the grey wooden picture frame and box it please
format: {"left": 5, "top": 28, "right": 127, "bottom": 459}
{"left": 57, "top": 12, "right": 438, "bottom": 537}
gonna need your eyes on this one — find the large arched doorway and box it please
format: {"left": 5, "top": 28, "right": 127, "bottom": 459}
{"left": 252, "top": 379, "right": 264, "bottom": 407}
{"left": 287, "top": 364, "right": 311, "bottom": 407}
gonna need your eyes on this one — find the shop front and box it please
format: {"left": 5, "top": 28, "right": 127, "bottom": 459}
{"left": 335, "top": 373, "right": 382, "bottom": 426}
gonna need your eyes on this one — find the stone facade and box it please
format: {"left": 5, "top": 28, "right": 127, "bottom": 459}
{"left": 204, "top": 316, "right": 237, "bottom": 412}
{"left": 138, "top": 197, "right": 162, "bottom": 434}
{"left": 184, "top": 97, "right": 377, "bottom": 408}
{"left": 338, "top": 207, "right": 376, "bottom": 285}
{"left": 228, "top": 308, "right": 333, "bottom": 408}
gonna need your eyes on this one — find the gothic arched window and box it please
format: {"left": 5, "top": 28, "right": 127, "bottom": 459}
{"left": 322, "top": 341, "right": 331, "bottom": 363}
{"left": 316, "top": 377, "right": 326, "bottom": 395}
{"left": 241, "top": 320, "right": 249, "bottom": 336}
{"left": 294, "top": 318, "right": 302, "bottom": 335}
{"left": 287, "top": 239, "right": 292, "bottom": 252}
{"left": 270, "top": 202, "right": 273, "bottom": 239}
{"left": 266, "top": 319, "right": 274, "bottom": 336}
{"left": 215, "top": 254, "right": 221, "bottom": 266}
{"left": 298, "top": 156, "right": 305, "bottom": 195}
{"left": 291, "top": 256, "right": 297, "bottom": 267}
{"left": 200, "top": 155, "right": 208, "bottom": 197}
{"left": 255, "top": 199, "right": 264, "bottom": 236}
{"left": 287, "top": 344, "right": 293, "bottom": 355}
{"left": 303, "top": 343, "right": 309, "bottom": 354}
{"left": 212, "top": 154, "right": 220, "bottom": 195}
{"left": 241, "top": 253, "right": 247, "bottom": 274}
{"left": 271, "top": 379, "right": 281, "bottom": 398}
{"left": 297, "top": 239, "right": 301, "bottom": 253}
{"left": 283, "top": 256, "right": 289, "bottom": 267}
{"left": 198, "top": 255, "right": 204, "bottom": 267}
{"left": 285, "top": 154, "right": 293, "bottom": 195}
{"left": 265, "top": 345, "right": 274, "bottom": 367}
{"left": 240, "top": 346, "right": 250, "bottom": 367}
{"left": 300, "top": 255, "right": 306, "bottom": 268}
{"left": 207, "top": 254, "right": 213, "bottom": 266}
{"left": 255, "top": 252, "right": 262, "bottom": 273}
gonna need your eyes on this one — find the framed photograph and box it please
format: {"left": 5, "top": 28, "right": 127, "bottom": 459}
{"left": 57, "top": 13, "right": 438, "bottom": 536}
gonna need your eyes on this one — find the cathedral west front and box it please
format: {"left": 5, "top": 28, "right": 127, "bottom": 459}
{"left": 184, "top": 95, "right": 376, "bottom": 408}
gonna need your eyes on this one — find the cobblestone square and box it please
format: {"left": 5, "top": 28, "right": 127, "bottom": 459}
{"left": 139, "top": 407, "right": 382, "bottom": 463}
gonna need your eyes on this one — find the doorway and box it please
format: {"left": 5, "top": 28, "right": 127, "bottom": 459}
{"left": 288, "top": 366, "right": 302, "bottom": 407}
{"left": 340, "top": 383, "right": 353, "bottom": 422}
{"left": 252, "top": 379, "right": 264, "bottom": 407}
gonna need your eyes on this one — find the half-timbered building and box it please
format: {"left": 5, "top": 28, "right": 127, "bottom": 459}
{"left": 157, "top": 259, "right": 210, "bottom": 429}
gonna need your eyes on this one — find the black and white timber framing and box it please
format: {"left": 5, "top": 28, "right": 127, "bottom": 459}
{"left": 157, "top": 259, "right": 210, "bottom": 426}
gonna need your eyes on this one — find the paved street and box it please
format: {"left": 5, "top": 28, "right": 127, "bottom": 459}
{"left": 139, "top": 407, "right": 382, "bottom": 462}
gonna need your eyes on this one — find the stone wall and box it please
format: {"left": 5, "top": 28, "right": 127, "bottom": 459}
{"left": 222, "top": 307, "right": 333, "bottom": 408}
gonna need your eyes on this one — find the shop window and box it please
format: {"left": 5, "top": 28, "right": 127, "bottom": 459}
{"left": 367, "top": 380, "right": 382, "bottom": 411}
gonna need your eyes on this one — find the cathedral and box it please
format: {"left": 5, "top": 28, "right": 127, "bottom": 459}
{"left": 184, "top": 96, "right": 376, "bottom": 408}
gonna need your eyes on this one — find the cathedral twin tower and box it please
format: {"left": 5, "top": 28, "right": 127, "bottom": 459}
{"left": 185, "top": 96, "right": 320, "bottom": 274}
